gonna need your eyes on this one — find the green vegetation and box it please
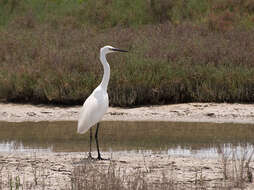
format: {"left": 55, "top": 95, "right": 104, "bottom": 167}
{"left": 0, "top": 0, "right": 254, "bottom": 106}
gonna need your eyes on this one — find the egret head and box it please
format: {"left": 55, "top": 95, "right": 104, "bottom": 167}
{"left": 100, "top": 45, "right": 128, "bottom": 55}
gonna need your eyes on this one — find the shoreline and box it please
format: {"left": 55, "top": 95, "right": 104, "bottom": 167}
{"left": 1, "top": 103, "right": 254, "bottom": 189}
{"left": 0, "top": 102, "right": 253, "bottom": 124}
{"left": 1, "top": 150, "right": 254, "bottom": 189}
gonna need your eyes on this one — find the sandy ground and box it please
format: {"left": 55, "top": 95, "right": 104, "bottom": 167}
{"left": 1, "top": 151, "right": 254, "bottom": 189}
{"left": 0, "top": 103, "right": 254, "bottom": 189}
{"left": 0, "top": 102, "right": 254, "bottom": 123}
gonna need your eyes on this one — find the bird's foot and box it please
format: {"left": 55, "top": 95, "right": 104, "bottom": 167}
{"left": 97, "top": 155, "right": 109, "bottom": 161}
{"left": 87, "top": 153, "right": 95, "bottom": 160}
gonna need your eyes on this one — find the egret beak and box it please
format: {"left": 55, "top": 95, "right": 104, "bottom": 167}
{"left": 111, "top": 48, "right": 128, "bottom": 52}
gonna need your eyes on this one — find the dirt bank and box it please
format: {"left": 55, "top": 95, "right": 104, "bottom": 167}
{"left": 0, "top": 151, "right": 254, "bottom": 189}
{"left": 0, "top": 103, "right": 254, "bottom": 123}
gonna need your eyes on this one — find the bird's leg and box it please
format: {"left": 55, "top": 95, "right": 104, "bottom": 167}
{"left": 95, "top": 123, "right": 102, "bottom": 159}
{"left": 95, "top": 123, "right": 107, "bottom": 160}
{"left": 88, "top": 127, "right": 93, "bottom": 160}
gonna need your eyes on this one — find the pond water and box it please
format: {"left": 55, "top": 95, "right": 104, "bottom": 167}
{"left": 0, "top": 121, "right": 254, "bottom": 158}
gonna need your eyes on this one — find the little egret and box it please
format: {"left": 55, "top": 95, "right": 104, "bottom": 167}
{"left": 77, "top": 45, "right": 128, "bottom": 160}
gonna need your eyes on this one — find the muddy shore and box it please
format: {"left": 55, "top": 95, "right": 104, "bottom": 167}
{"left": 0, "top": 151, "right": 225, "bottom": 189}
{"left": 0, "top": 102, "right": 254, "bottom": 123}
{"left": 0, "top": 103, "right": 254, "bottom": 189}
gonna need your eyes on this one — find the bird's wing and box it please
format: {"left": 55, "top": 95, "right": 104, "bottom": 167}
{"left": 77, "top": 93, "right": 108, "bottom": 134}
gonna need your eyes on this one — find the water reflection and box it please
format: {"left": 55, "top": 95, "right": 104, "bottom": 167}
{"left": 0, "top": 141, "right": 52, "bottom": 152}
{"left": 0, "top": 121, "right": 253, "bottom": 157}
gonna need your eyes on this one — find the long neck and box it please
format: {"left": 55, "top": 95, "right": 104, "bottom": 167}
{"left": 99, "top": 52, "right": 110, "bottom": 91}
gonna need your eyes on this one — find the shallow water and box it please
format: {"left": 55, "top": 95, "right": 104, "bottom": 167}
{"left": 0, "top": 121, "right": 254, "bottom": 157}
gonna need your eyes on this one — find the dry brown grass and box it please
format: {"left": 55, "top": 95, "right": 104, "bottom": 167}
{"left": 70, "top": 159, "right": 192, "bottom": 190}
{"left": 217, "top": 144, "right": 254, "bottom": 189}
{"left": 0, "top": 22, "right": 254, "bottom": 106}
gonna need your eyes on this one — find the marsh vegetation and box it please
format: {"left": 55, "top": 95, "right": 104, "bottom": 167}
{"left": 0, "top": 0, "right": 254, "bottom": 106}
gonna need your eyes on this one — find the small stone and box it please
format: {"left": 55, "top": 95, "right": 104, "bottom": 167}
{"left": 27, "top": 112, "right": 36, "bottom": 116}
{"left": 206, "top": 113, "right": 215, "bottom": 117}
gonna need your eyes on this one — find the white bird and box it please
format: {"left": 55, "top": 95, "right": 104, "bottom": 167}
{"left": 77, "top": 45, "right": 128, "bottom": 160}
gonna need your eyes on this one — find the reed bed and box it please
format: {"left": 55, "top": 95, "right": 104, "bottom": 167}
{"left": 0, "top": 0, "right": 254, "bottom": 106}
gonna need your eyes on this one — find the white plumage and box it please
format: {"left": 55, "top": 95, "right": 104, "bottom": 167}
{"left": 77, "top": 85, "right": 108, "bottom": 134}
{"left": 77, "top": 45, "right": 127, "bottom": 159}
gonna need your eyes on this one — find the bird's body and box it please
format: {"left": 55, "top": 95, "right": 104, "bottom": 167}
{"left": 77, "top": 45, "right": 127, "bottom": 160}
{"left": 77, "top": 85, "right": 108, "bottom": 134}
